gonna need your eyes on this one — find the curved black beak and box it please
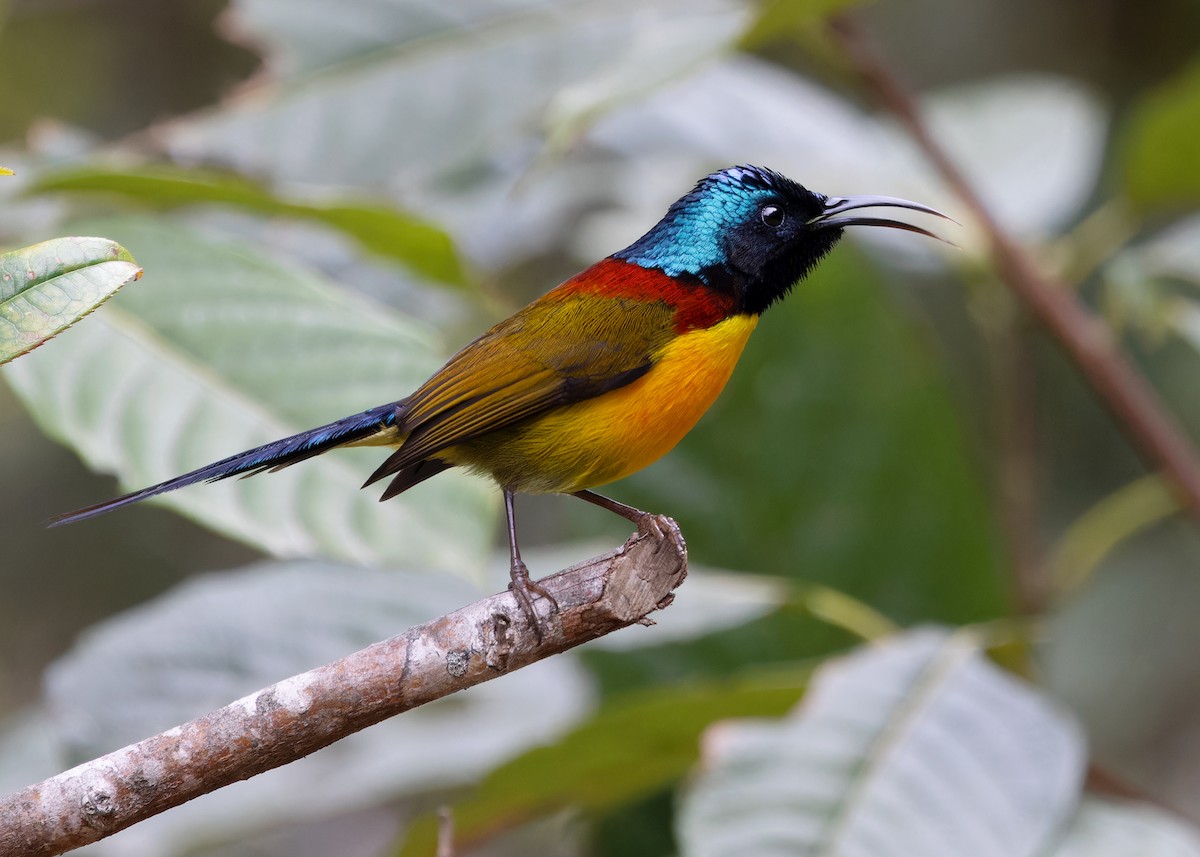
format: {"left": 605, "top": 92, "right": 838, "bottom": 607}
{"left": 809, "top": 194, "right": 957, "bottom": 245}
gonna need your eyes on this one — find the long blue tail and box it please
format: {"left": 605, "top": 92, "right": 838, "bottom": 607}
{"left": 50, "top": 401, "right": 401, "bottom": 527}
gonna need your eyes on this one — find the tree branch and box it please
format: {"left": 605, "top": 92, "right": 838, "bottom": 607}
{"left": 829, "top": 15, "right": 1200, "bottom": 542}
{"left": 0, "top": 525, "right": 688, "bottom": 857}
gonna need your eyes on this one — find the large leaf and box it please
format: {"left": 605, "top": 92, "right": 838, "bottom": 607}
{"left": 678, "top": 628, "right": 1086, "bottom": 857}
{"left": 0, "top": 236, "right": 141, "bottom": 365}
{"left": 4, "top": 216, "right": 495, "bottom": 575}
{"left": 1120, "top": 59, "right": 1200, "bottom": 211}
{"left": 30, "top": 164, "right": 467, "bottom": 286}
{"left": 47, "top": 559, "right": 592, "bottom": 854}
{"left": 396, "top": 669, "right": 808, "bottom": 857}
{"left": 165, "top": 0, "right": 748, "bottom": 188}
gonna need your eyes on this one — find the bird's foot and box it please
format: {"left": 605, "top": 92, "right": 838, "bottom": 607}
{"left": 570, "top": 491, "right": 687, "bottom": 560}
{"left": 634, "top": 512, "right": 687, "bottom": 561}
{"left": 508, "top": 558, "right": 559, "bottom": 641}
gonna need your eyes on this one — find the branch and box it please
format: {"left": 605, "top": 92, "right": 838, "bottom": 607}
{"left": 0, "top": 525, "right": 688, "bottom": 857}
{"left": 829, "top": 16, "right": 1200, "bottom": 538}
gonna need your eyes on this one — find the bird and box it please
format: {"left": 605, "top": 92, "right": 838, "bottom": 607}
{"left": 51, "top": 165, "right": 950, "bottom": 632}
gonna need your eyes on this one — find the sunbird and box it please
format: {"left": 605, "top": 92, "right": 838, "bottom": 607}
{"left": 53, "top": 166, "right": 949, "bottom": 628}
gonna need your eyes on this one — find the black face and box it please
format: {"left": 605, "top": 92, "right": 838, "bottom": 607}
{"left": 722, "top": 185, "right": 843, "bottom": 316}
{"left": 720, "top": 168, "right": 951, "bottom": 315}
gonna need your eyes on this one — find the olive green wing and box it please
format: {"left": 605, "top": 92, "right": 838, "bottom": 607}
{"left": 365, "top": 291, "right": 675, "bottom": 488}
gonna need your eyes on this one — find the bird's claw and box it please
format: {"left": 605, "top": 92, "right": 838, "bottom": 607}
{"left": 635, "top": 512, "right": 687, "bottom": 560}
{"left": 508, "top": 559, "right": 559, "bottom": 641}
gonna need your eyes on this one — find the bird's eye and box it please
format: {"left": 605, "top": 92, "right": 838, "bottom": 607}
{"left": 760, "top": 204, "right": 785, "bottom": 228}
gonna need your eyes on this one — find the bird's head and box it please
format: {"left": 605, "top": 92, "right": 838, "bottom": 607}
{"left": 615, "top": 165, "right": 951, "bottom": 315}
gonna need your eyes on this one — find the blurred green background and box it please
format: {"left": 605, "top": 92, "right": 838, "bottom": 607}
{"left": 4, "top": 0, "right": 1200, "bottom": 854}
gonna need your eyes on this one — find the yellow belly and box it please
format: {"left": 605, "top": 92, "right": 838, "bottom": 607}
{"left": 445, "top": 314, "right": 758, "bottom": 493}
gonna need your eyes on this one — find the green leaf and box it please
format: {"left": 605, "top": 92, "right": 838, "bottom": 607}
{"left": 396, "top": 669, "right": 808, "bottom": 857}
{"left": 1121, "top": 59, "right": 1200, "bottom": 211}
{"left": 4, "top": 216, "right": 495, "bottom": 575}
{"left": 678, "top": 629, "right": 1086, "bottom": 857}
{"left": 47, "top": 559, "right": 592, "bottom": 851}
{"left": 0, "top": 236, "right": 141, "bottom": 365}
{"left": 31, "top": 165, "right": 467, "bottom": 286}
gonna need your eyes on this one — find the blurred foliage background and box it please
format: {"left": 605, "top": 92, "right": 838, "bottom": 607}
{"left": 4, "top": 0, "right": 1200, "bottom": 854}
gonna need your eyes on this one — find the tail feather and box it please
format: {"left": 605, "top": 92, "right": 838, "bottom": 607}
{"left": 50, "top": 401, "right": 401, "bottom": 527}
{"left": 379, "top": 459, "right": 451, "bottom": 501}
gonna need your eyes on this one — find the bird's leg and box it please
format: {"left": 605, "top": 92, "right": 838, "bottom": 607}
{"left": 504, "top": 490, "right": 558, "bottom": 637}
{"left": 571, "top": 490, "right": 687, "bottom": 557}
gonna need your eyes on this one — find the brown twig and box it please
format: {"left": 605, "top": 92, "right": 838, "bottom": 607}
{"left": 829, "top": 16, "right": 1200, "bottom": 580}
{"left": 0, "top": 525, "right": 688, "bottom": 857}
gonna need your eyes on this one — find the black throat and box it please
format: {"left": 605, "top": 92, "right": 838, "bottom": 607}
{"left": 682, "top": 227, "right": 845, "bottom": 316}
